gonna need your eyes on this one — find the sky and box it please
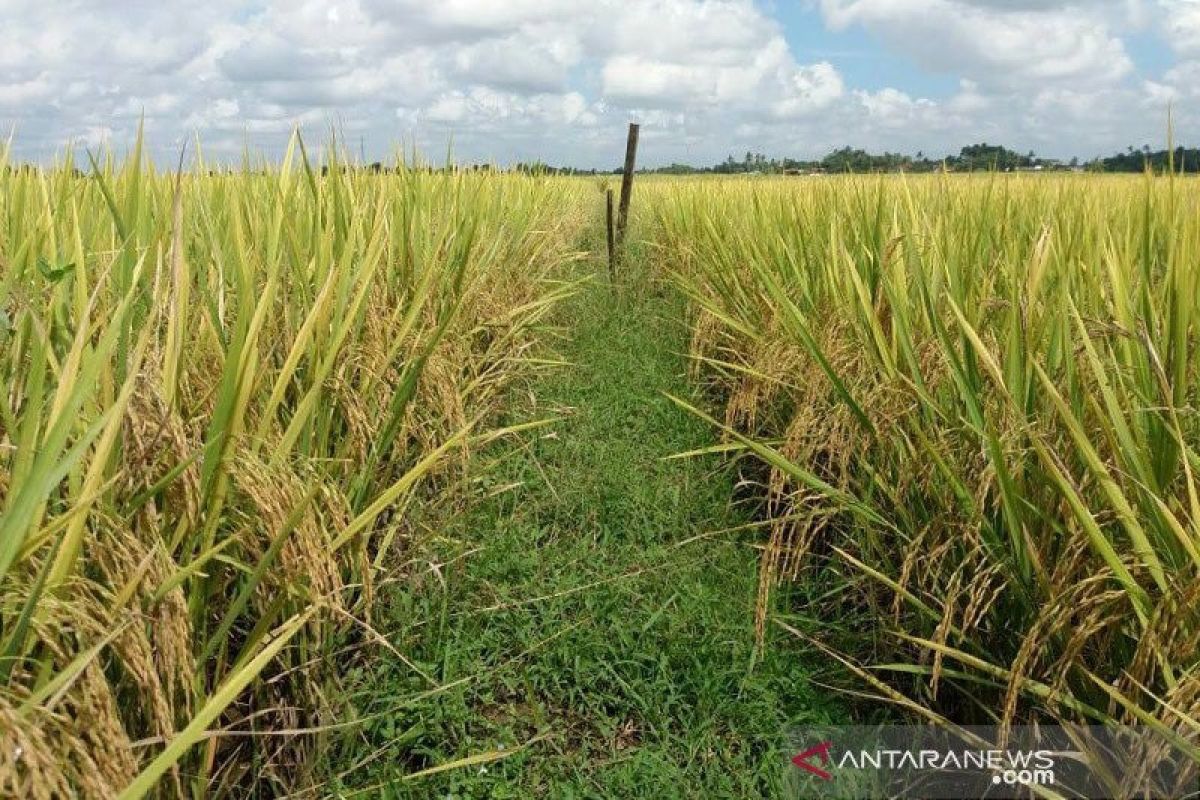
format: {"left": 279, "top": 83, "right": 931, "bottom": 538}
{"left": 1, "top": 0, "right": 1198, "bottom": 168}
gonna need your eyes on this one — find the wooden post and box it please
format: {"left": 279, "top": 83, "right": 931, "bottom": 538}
{"left": 605, "top": 188, "right": 616, "bottom": 279}
{"left": 615, "top": 122, "right": 639, "bottom": 249}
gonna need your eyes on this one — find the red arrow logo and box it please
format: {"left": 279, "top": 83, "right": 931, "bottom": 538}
{"left": 792, "top": 741, "right": 834, "bottom": 781}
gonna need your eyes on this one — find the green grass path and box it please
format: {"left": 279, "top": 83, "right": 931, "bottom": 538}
{"left": 326, "top": 263, "right": 841, "bottom": 798}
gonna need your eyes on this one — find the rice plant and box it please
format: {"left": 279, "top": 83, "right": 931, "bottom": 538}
{"left": 8, "top": 129, "right": 1199, "bottom": 797}
{"left": 0, "top": 130, "right": 584, "bottom": 797}
{"left": 653, "top": 171, "right": 1200, "bottom": 793}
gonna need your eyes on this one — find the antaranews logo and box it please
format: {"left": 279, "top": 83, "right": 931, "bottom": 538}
{"left": 784, "top": 725, "right": 1198, "bottom": 800}
{"left": 790, "top": 740, "right": 1056, "bottom": 790}
{"left": 790, "top": 741, "right": 834, "bottom": 781}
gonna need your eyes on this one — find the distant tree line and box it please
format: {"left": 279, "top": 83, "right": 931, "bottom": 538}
{"left": 361, "top": 147, "right": 1200, "bottom": 175}
{"left": 615, "top": 143, "right": 1200, "bottom": 175}
{"left": 630, "top": 144, "right": 1069, "bottom": 175}
{"left": 1098, "top": 146, "right": 1200, "bottom": 173}
{"left": 9, "top": 144, "right": 1200, "bottom": 177}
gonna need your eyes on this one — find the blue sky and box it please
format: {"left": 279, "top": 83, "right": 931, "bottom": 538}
{"left": 776, "top": 3, "right": 1173, "bottom": 100}
{"left": 775, "top": 4, "right": 959, "bottom": 95}
{"left": 0, "top": 0, "right": 1196, "bottom": 167}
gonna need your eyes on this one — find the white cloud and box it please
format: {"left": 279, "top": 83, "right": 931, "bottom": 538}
{"left": 1159, "top": 0, "right": 1200, "bottom": 52}
{"left": 771, "top": 62, "right": 845, "bottom": 118}
{"left": 0, "top": 0, "right": 1185, "bottom": 166}
{"left": 453, "top": 31, "right": 580, "bottom": 93}
{"left": 367, "top": 0, "right": 582, "bottom": 39}
{"left": 856, "top": 88, "right": 935, "bottom": 126}
{"left": 422, "top": 87, "right": 597, "bottom": 127}
{"left": 819, "top": 0, "right": 1133, "bottom": 89}
{"left": 0, "top": 74, "right": 53, "bottom": 107}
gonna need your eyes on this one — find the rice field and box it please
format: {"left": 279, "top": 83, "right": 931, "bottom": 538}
{"left": 3, "top": 137, "right": 1199, "bottom": 797}
{"left": 653, "top": 172, "right": 1200, "bottom": 791}
{"left": 0, "top": 134, "right": 585, "bottom": 796}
